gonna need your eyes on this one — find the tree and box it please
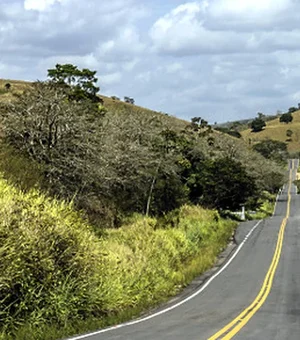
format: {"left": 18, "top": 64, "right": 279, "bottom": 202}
{"left": 4, "top": 83, "right": 11, "bottom": 91}
{"left": 111, "top": 96, "right": 120, "bottom": 101}
{"left": 124, "top": 96, "right": 135, "bottom": 104}
{"left": 185, "top": 117, "right": 212, "bottom": 139}
{"left": 288, "top": 107, "right": 297, "bottom": 113}
{"left": 280, "top": 112, "right": 293, "bottom": 124}
{"left": 1, "top": 82, "right": 103, "bottom": 199}
{"left": 199, "top": 157, "right": 257, "bottom": 211}
{"left": 257, "top": 112, "right": 265, "bottom": 119}
{"left": 253, "top": 139, "right": 288, "bottom": 163}
{"left": 47, "top": 64, "right": 100, "bottom": 103}
{"left": 251, "top": 117, "right": 266, "bottom": 132}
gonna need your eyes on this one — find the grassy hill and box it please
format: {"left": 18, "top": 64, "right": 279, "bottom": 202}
{"left": 241, "top": 110, "right": 300, "bottom": 152}
{"left": 0, "top": 79, "right": 188, "bottom": 131}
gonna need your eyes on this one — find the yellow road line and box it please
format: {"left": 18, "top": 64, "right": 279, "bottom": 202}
{"left": 208, "top": 161, "right": 294, "bottom": 340}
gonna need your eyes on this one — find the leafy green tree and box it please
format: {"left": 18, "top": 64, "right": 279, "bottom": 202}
{"left": 47, "top": 64, "right": 100, "bottom": 103}
{"left": 280, "top": 112, "right": 293, "bottom": 123}
{"left": 199, "top": 157, "right": 257, "bottom": 211}
{"left": 252, "top": 139, "right": 288, "bottom": 163}
{"left": 288, "top": 107, "right": 297, "bottom": 113}
{"left": 251, "top": 117, "right": 266, "bottom": 132}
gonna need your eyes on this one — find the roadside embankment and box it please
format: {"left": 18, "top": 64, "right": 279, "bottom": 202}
{"left": 0, "top": 178, "right": 236, "bottom": 340}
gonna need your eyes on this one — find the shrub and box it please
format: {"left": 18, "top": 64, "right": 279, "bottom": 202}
{"left": 280, "top": 112, "right": 293, "bottom": 124}
{"left": 251, "top": 117, "right": 266, "bottom": 132}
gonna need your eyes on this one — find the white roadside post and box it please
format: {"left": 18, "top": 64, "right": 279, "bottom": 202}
{"left": 241, "top": 205, "right": 245, "bottom": 221}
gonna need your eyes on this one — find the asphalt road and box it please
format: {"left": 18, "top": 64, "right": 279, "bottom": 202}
{"left": 70, "top": 159, "right": 299, "bottom": 340}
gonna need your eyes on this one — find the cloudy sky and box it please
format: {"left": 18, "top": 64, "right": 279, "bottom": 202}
{"left": 1, "top": 0, "right": 300, "bottom": 122}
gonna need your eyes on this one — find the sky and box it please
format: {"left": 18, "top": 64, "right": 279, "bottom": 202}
{"left": 1, "top": 0, "right": 300, "bottom": 123}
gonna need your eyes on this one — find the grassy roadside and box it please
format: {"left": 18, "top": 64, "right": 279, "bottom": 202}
{"left": 0, "top": 178, "right": 237, "bottom": 340}
{"left": 246, "top": 191, "right": 277, "bottom": 220}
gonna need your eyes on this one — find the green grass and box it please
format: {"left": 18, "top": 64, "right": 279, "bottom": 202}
{"left": 246, "top": 191, "right": 276, "bottom": 220}
{"left": 0, "top": 179, "right": 236, "bottom": 339}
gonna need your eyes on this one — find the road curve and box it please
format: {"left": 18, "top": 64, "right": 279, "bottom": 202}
{"left": 69, "top": 159, "right": 299, "bottom": 340}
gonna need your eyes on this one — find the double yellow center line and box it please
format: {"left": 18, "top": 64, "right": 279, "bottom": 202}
{"left": 208, "top": 161, "right": 294, "bottom": 340}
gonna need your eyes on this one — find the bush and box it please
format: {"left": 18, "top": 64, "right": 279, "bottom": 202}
{"left": 251, "top": 117, "right": 266, "bottom": 132}
{"left": 280, "top": 112, "right": 293, "bottom": 124}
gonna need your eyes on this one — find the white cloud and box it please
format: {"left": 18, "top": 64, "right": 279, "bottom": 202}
{"left": 101, "top": 72, "right": 122, "bottom": 86}
{"left": 2, "top": 0, "right": 300, "bottom": 123}
{"left": 24, "top": 0, "right": 63, "bottom": 11}
{"left": 210, "top": 0, "right": 291, "bottom": 18}
{"left": 166, "top": 63, "right": 183, "bottom": 73}
{"left": 97, "top": 26, "right": 145, "bottom": 61}
{"left": 150, "top": 0, "right": 300, "bottom": 56}
{"left": 150, "top": 2, "right": 245, "bottom": 55}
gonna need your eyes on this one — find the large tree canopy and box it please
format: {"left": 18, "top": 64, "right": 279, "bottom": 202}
{"left": 47, "top": 64, "right": 100, "bottom": 103}
{"left": 199, "top": 157, "right": 258, "bottom": 211}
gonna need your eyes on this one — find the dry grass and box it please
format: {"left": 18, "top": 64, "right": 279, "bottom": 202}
{"left": 0, "top": 79, "right": 188, "bottom": 131}
{"left": 0, "top": 79, "right": 30, "bottom": 102}
{"left": 241, "top": 110, "right": 300, "bottom": 152}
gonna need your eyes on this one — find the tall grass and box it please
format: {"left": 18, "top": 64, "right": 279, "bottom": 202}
{"left": 0, "top": 177, "right": 104, "bottom": 338}
{"left": 0, "top": 179, "right": 236, "bottom": 340}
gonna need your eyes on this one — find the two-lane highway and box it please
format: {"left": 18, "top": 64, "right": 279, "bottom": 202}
{"left": 69, "top": 160, "right": 299, "bottom": 340}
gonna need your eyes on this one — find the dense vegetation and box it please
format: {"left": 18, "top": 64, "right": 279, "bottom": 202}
{"left": 0, "top": 65, "right": 287, "bottom": 339}
{"left": 252, "top": 139, "right": 289, "bottom": 164}
{"left": 0, "top": 68, "right": 285, "bottom": 227}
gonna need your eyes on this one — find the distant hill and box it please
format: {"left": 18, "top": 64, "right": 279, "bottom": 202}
{"left": 215, "top": 114, "right": 281, "bottom": 132}
{"left": 241, "top": 110, "right": 300, "bottom": 152}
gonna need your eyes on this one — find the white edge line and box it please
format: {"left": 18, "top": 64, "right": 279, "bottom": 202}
{"left": 67, "top": 220, "right": 263, "bottom": 340}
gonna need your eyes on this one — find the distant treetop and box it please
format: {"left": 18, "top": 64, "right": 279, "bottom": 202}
{"left": 47, "top": 64, "right": 100, "bottom": 103}
{"left": 251, "top": 116, "right": 266, "bottom": 132}
{"left": 279, "top": 112, "right": 293, "bottom": 124}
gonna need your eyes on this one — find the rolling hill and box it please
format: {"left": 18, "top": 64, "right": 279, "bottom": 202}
{"left": 241, "top": 110, "right": 300, "bottom": 153}
{"left": 0, "top": 78, "right": 188, "bottom": 131}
